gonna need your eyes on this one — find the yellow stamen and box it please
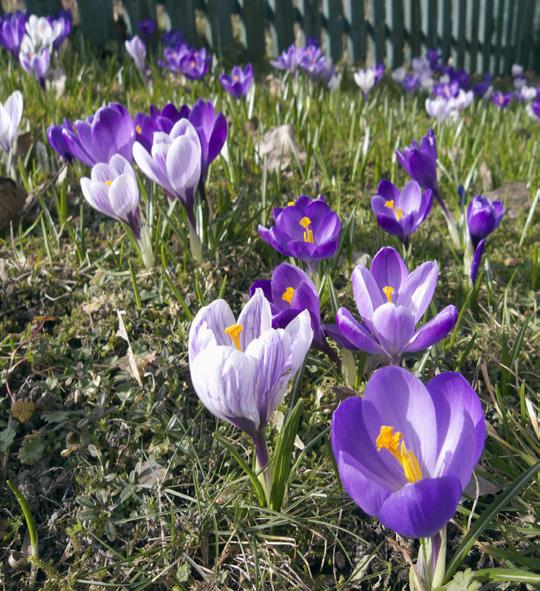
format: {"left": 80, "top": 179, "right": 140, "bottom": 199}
{"left": 105, "top": 180, "right": 113, "bottom": 186}
{"left": 282, "top": 287, "right": 295, "bottom": 304}
{"left": 384, "top": 199, "right": 404, "bottom": 220}
{"left": 135, "top": 124, "right": 142, "bottom": 134}
{"left": 224, "top": 323, "right": 243, "bottom": 350}
{"left": 299, "top": 216, "right": 314, "bottom": 243}
{"left": 287, "top": 201, "right": 296, "bottom": 207}
{"left": 382, "top": 285, "right": 394, "bottom": 303}
{"left": 376, "top": 425, "right": 423, "bottom": 483}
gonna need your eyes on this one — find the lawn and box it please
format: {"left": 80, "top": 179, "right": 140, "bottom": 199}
{"left": 0, "top": 30, "right": 539, "bottom": 591}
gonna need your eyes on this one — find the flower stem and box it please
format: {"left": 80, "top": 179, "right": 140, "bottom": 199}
{"left": 433, "top": 187, "right": 460, "bottom": 248}
{"left": 253, "top": 432, "right": 272, "bottom": 506}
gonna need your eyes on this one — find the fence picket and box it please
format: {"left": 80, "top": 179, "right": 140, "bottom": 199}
{"left": 441, "top": 0, "right": 452, "bottom": 62}
{"left": 373, "top": 0, "right": 386, "bottom": 63}
{"left": 482, "top": 0, "right": 494, "bottom": 73}
{"left": 207, "top": 0, "right": 234, "bottom": 57}
{"left": 503, "top": 0, "right": 516, "bottom": 74}
{"left": 242, "top": 0, "right": 266, "bottom": 61}
{"left": 163, "top": 0, "right": 198, "bottom": 45}
{"left": 24, "top": 0, "right": 61, "bottom": 15}
{"left": 300, "top": 0, "right": 322, "bottom": 43}
{"left": 323, "top": 0, "right": 344, "bottom": 62}
{"left": 470, "top": 0, "right": 481, "bottom": 72}
{"left": 77, "top": 0, "right": 116, "bottom": 47}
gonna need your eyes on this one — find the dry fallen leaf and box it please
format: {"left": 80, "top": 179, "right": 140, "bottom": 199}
{"left": 0, "top": 178, "right": 28, "bottom": 230}
{"left": 256, "top": 125, "right": 306, "bottom": 173}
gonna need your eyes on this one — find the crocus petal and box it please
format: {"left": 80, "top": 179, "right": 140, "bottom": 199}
{"left": 80, "top": 178, "right": 115, "bottom": 219}
{"left": 237, "top": 288, "right": 273, "bottom": 350}
{"left": 351, "top": 265, "right": 384, "bottom": 326}
{"left": 404, "top": 304, "right": 458, "bottom": 352}
{"left": 108, "top": 173, "right": 139, "bottom": 222}
{"left": 399, "top": 180, "right": 423, "bottom": 214}
{"left": 371, "top": 303, "right": 416, "bottom": 359}
{"left": 190, "top": 346, "right": 260, "bottom": 434}
{"left": 370, "top": 247, "right": 409, "bottom": 293}
{"left": 398, "top": 260, "right": 438, "bottom": 321}
{"left": 188, "top": 299, "right": 236, "bottom": 363}
{"left": 378, "top": 476, "right": 462, "bottom": 538}
{"left": 283, "top": 309, "right": 312, "bottom": 372}
{"left": 166, "top": 135, "right": 201, "bottom": 200}
{"left": 335, "top": 308, "right": 384, "bottom": 354}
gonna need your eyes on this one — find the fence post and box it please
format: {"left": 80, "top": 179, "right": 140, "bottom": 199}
{"left": 24, "top": 0, "right": 62, "bottom": 16}
{"left": 163, "top": 0, "right": 198, "bottom": 46}
{"left": 123, "top": 0, "right": 156, "bottom": 37}
{"left": 77, "top": 0, "right": 116, "bottom": 47}
{"left": 299, "top": 0, "right": 321, "bottom": 44}
{"left": 482, "top": 0, "right": 494, "bottom": 73}
{"left": 242, "top": 0, "right": 266, "bottom": 62}
{"left": 269, "top": 0, "right": 295, "bottom": 52}
{"left": 324, "top": 0, "right": 344, "bottom": 62}
{"left": 344, "top": 0, "right": 366, "bottom": 64}
{"left": 206, "top": 0, "right": 235, "bottom": 58}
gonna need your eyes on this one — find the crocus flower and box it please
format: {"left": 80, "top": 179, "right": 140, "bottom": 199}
{"left": 138, "top": 17, "right": 156, "bottom": 38}
{"left": 182, "top": 47, "right": 212, "bottom": 80}
{"left": 250, "top": 262, "right": 324, "bottom": 347}
{"left": 371, "top": 180, "right": 432, "bottom": 244}
{"left": 125, "top": 35, "right": 148, "bottom": 81}
{"left": 134, "top": 102, "right": 189, "bottom": 151}
{"left": 473, "top": 73, "right": 493, "bottom": 98}
{"left": 354, "top": 68, "right": 376, "bottom": 99}
{"left": 425, "top": 96, "right": 458, "bottom": 123}
{"left": 162, "top": 29, "right": 183, "bottom": 47}
{"left": 80, "top": 154, "right": 141, "bottom": 237}
{"left": 396, "top": 129, "right": 438, "bottom": 193}
{"left": 0, "top": 11, "right": 27, "bottom": 58}
{"left": 335, "top": 247, "right": 457, "bottom": 363}
{"left": 23, "top": 14, "right": 62, "bottom": 50}
{"left": 80, "top": 154, "right": 154, "bottom": 268}
{"left": 402, "top": 73, "right": 421, "bottom": 93}
{"left": 19, "top": 44, "right": 51, "bottom": 86}
{"left": 331, "top": 365, "right": 485, "bottom": 538}
{"left": 467, "top": 194, "right": 505, "bottom": 244}
{"left": 491, "top": 91, "right": 512, "bottom": 109}
{"left": 189, "top": 289, "right": 312, "bottom": 479}
{"left": 528, "top": 100, "right": 540, "bottom": 121}
{"left": 49, "top": 10, "right": 71, "bottom": 50}
{"left": 188, "top": 99, "right": 227, "bottom": 183}
{"left": 0, "top": 90, "right": 23, "bottom": 153}
{"left": 47, "top": 103, "right": 136, "bottom": 167}
{"left": 271, "top": 44, "right": 303, "bottom": 72}
{"left": 258, "top": 195, "right": 342, "bottom": 266}
{"left": 220, "top": 64, "right": 254, "bottom": 98}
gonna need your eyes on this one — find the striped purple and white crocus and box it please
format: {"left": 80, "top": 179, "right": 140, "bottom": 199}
{"left": 189, "top": 289, "right": 312, "bottom": 499}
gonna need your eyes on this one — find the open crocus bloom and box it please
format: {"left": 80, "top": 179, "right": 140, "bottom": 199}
{"left": 258, "top": 195, "right": 341, "bottom": 264}
{"left": 80, "top": 154, "right": 141, "bottom": 238}
{"left": 467, "top": 194, "right": 505, "bottom": 245}
{"left": 250, "top": 262, "right": 323, "bottom": 347}
{"left": 220, "top": 64, "right": 254, "bottom": 98}
{"left": 335, "top": 247, "right": 457, "bottom": 362}
{"left": 189, "top": 289, "right": 312, "bottom": 441}
{"left": 371, "top": 179, "right": 433, "bottom": 244}
{"left": 331, "top": 366, "right": 486, "bottom": 538}
{"left": 0, "top": 90, "right": 23, "bottom": 153}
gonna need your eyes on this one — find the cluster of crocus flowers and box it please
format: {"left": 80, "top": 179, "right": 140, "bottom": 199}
{"left": 465, "top": 194, "right": 505, "bottom": 284}
{"left": 271, "top": 41, "right": 336, "bottom": 87}
{"left": 331, "top": 365, "right": 486, "bottom": 539}
{"left": 258, "top": 195, "right": 341, "bottom": 273}
{"left": 220, "top": 64, "right": 254, "bottom": 99}
{"left": 47, "top": 103, "right": 136, "bottom": 167}
{"left": 80, "top": 154, "right": 154, "bottom": 268}
{"left": 189, "top": 289, "right": 312, "bottom": 500}
{"left": 335, "top": 247, "right": 458, "bottom": 363}
{"left": 371, "top": 179, "right": 433, "bottom": 245}
{"left": 160, "top": 41, "right": 211, "bottom": 80}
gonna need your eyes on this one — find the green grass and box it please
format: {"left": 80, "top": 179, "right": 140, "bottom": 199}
{"left": 0, "top": 46, "right": 539, "bottom": 590}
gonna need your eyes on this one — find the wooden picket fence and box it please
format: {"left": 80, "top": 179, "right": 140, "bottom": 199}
{"left": 18, "top": 0, "right": 540, "bottom": 74}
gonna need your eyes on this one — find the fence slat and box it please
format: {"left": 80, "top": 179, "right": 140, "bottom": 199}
{"left": 469, "top": 0, "right": 481, "bottom": 72}
{"left": 242, "top": 0, "right": 266, "bottom": 61}
{"left": 426, "top": 0, "right": 437, "bottom": 47}
{"left": 24, "top": 0, "right": 62, "bottom": 15}
{"left": 123, "top": 0, "right": 156, "bottom": 37}
{"left": 482, "top": 0, "right": 494, "bottom": 72}
{"left": 516, "top": 0, "right": 534, "bottom": 68}
{"left": 77, "top": 0, "right": 116, "bottom": 47}
{"left": 271, "top": 0, "right": 295, "bottom": 52}
{"left": 373, "top": 0, "right": 386, "bottom": 63}
{"left": 441, "top": 0, "right": 452, "bottom": 61}
{"left": 390, "top": 0, "right": 405, "bottom": 67}
{"left": 494, "top": 0, "right": 506, "bottom": 74}
{"left": 163, "top": 0, "right": 198, "bottom": 46}
{"left": 409, "top": 0, "right": 421, "bottom": 56}
{"left": 207, "top": 0, "right": 234, "bottom": 56}
{"left": 456, "top": 0, "right": 467, "bottom": 68}
{"left": 503, "top": 0, "right": 516, "bottom": 74}
{"left": 324, "top": 0, "right": 344, "bottom": 62}
{"left": 343, "top": 0, "right": 366, "bottom": 63}
{"left": 299, "top": 0, "right": 321, "bottom": 43}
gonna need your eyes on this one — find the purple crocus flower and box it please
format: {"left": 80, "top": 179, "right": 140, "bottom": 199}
{"left": 182, "top": 47, "right": 212, "bottom": 80}
{"left": 258, "top": 195, "right": 342, "bottom": 265}
{"left": 189, "top": 289, "right": 312, "bottom": 488}
{"left": 491, "top": 91, "right": 512, "bottom": 109}
{"left": 162, "top": 29, "right": 183, "bottom": 47}
{"left": 396, "top": 129, "right": 438, "bottom": 194}
{"left": 250, "top": 262, "right": 324, "bottom": 347}
{"left": 0, "top": 11, "right": 27, "bottom": 58}
{"left": 134, "top": 102, "right": 188, "bottom": 151}
{"left": 401, "top": 73, "right": 421, "bottom": 93}
{"left": 331, "top": 365, "right": 485, "bottom": 538}
{"left": 271, "top": 44, "right": 303, "bottom": 72}
{"left": 529, "top": 99, "right": 540, "bottom": 121}
{"left": 125, "top": 35, "right": 148, "bottom": 81}
{"left": 469, "top": 239, "right": 486, "bottom": 285}
{"left": 220, "top": 64, "right": 254, "bottom": 98}
{"left": 19, "top": 45, "right": 51, "bottom": 86}
{"left": 467, "top": 194, "right": 505, "bottom": 244}
{"left": 80, "top": 154, "right": 141, "bottom": 238}
{"left": 138, "top": 17, "right": 156, "bottom": 38}
{"left": 335, "top": 247, "right": 458, "bottom": 363}
{"left": 49, "top": 10, "right": 71, "bottom": 50}
{"left": 371, "top": 180, "right": 433, "bottom": 244}
{"left": 473, "top": 73, "right": 493, "bottom": 98}
{"left": 47, "top": 103, "right": 136, "bottom": 167}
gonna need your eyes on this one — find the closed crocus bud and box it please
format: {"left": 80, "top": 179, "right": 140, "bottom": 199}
{"left": 125, "top": 35, "right": 148, "bottom": 81}
{"left": 0, "top": 11, "right": 27, "bottom": 58}
{"left": 335, "top": 247, "right": 457, "bottom": 363}
{"left": 47, "top": 103, "right": 136, "bottom": 167}
{"left": 219, "top": 64, "right": 254, "bottom": 98}
{"left": 258, "top": 195, "right": 342, "bottom": 268}
{"left": 371, "top": 179, "right": 433, "bottom": 244}
{"left": 467, "top": 194, "right": 505, "bottom": 244}
{"left": 331, "top": 366, "right": 485, "bottom": 538}
{"left": 0, "top": 90, "right": 23, "bottom": 153}
{"left": 396, "top": 128, "right": 438, "bottom": 193}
